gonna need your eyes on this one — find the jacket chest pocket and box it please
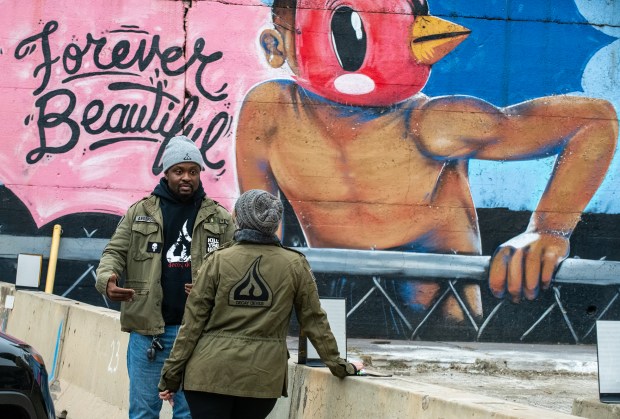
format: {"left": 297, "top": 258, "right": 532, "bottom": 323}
{"left": 131, "top": 222, "right": 161, "bottom": 261}
{"left": 203, "top": 222, "right": 224, "bottom": 253}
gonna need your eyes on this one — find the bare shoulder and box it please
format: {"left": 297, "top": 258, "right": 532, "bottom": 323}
{"left": 412, "top": 95, "right": 502, "bottom": 141}
{"left": 237, "top": 80, "right": 298, "bottom": 146}
{"left": 419, "top": 94, "right": 497, "bottom": 113}
{"left": 241, "top": 79, "right": 297, "bottom": 105}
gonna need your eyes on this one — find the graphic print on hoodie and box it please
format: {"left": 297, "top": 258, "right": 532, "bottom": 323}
{"left": 167, "top": 220, "right": 192, "bottom": 265}
{"left": 153, "top": 178, "right": 205, "bottom": 325}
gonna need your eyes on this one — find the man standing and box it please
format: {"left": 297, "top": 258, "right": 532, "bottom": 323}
{"left": 96, "top": 135, "right": 235, "bottom": 418}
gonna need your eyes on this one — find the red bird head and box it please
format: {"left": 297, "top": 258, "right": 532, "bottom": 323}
{"left": 266, "top": 0, "right": 470, "bottom": 106}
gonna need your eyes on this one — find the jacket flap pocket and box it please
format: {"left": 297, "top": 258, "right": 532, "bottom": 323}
{"left": 203, "top": 222, "right": 221, "bottom": 235}
{"left": 125, "top": 279, "right": 148, "bottom": 290}
{"left": 132, "top": 222, "right": 159, "bottom": 235}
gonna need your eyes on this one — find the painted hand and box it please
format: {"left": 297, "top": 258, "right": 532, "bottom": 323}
{"left": 489, "top": 232, "right": 569, "bottom": 303}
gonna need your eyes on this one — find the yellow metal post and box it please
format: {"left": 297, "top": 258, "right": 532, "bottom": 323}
{"left": 45, "top": 224, "right": 62, "bottom": 294}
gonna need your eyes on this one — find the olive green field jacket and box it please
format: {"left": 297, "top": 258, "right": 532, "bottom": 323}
{"left": 158, "top": 240, "right": 353, "bottom": 398}
{"left": 95, "top": 194, "right": 234, "bottom": 335}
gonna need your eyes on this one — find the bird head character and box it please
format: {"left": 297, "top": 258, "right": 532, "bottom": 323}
{"left": 261, "top": 0, "right": 470, "bottom": 106}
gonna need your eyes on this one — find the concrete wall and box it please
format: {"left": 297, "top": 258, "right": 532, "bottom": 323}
{"left": 1, "top": 283, "right": 129, "bottom": 418}
{"left": 0, "top": 282, "right": 588, "bottom": 419}
{"left": 1, "top": 0, "right": 619, "bottom": 343}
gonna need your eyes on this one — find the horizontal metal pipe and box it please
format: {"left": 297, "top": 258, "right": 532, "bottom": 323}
{"left": 296, "top": 248, "right": 620, "bottom": 286}
{"left": 1, "top": 235, "right": 619, "bottom": 285}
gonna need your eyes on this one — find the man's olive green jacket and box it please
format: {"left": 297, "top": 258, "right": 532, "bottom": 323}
{"left": 95, "top": 194, "right": 234, "bottom": 335}
{"left": 159, "top": 240, "right": 354, "bottom": 398}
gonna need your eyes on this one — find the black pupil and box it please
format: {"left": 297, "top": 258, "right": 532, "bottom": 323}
{"left": 331, "top": 7, "right": 367, "bottom": 72}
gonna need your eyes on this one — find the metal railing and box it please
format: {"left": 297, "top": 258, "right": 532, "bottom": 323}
{"left": 297, "top": 248, "right": 620, "bottom": 343}
{"left": 3, "top": 234, "right": 619, "bottom": 343}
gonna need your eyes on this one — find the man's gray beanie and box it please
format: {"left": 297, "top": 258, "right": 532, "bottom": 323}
{"left": 162, "top": 136, "right": 205, "bottom": 172}
{"left": 234, "top": 190, "right": 283, "bottom": 235}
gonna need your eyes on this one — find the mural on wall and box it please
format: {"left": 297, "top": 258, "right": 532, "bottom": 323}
{"left": 0, "top": 0, "right": 618, "bottom": 342}
{"left": 236, "top": 0, "right": 619, "bottom": 337}
{"left": 0, "top": 0, "right": 239, "bottom": 222}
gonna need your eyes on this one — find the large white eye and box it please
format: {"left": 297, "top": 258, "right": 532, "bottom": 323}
{"left": 330, "top": 7, "right": 367, "bottom": 71}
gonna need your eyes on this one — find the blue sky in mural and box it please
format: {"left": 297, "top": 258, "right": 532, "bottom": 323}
{"left": 422, "top": 0, "right": 620, "bottom": 213}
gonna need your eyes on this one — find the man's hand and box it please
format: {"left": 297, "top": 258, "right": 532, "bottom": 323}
{"left": 105, "top": 273, "right": 136, "bottom": 302}
{"left": 489, "top": 232, "right": 569, "bottom": 303}
{"left": 184, "top": 283, "right": 193, "bottom": 295}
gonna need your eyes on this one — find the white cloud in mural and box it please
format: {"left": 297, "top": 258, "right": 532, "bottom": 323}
{"left": 471, "top": 0, "right": 620, "bottom": 214}
{"left": 574, "top": 0, "right": 620, "bottom": 37}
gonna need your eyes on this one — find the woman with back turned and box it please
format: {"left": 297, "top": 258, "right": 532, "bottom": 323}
{"left": 158, "top": 189, "right": 358, "bottom": 419}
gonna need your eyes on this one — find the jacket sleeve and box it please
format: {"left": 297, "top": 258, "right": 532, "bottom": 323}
{"left": 159, "top": 254, "right": 218, "bottom": 391}
{"left": 94, "top": 208, "right": 133, "bottom": 295}
{"left": 293, "top": 257, "right": 356, "bottom": 378}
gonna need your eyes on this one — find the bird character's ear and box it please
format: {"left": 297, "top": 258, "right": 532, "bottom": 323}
{"left": 260, "top": 29, "right": 287, "bottom": 68}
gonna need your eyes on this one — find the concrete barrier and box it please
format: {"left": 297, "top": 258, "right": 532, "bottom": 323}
{"left": 572, "top": 398, "right": 620, "bottom": 419}
{"left": 0, "top": 283, "right": 596, "bottom": 419}
{"left": 0, "top": 283, "right": 130, "bottom": 418}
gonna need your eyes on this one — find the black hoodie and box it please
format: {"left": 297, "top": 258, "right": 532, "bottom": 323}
{"left": 152, "top": 178, "right": 206, "bottom": 325}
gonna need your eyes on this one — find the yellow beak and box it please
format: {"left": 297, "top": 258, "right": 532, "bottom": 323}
{"left": 411, "top": 16, "right": 470, "bottom": 65}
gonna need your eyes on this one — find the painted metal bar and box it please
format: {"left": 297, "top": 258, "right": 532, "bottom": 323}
{"left": 409, "top": 287, "right": 452, "bottom": 340}
{"left": 520, "top": 300, "right": 558, "bottom": 341}
{"left": 0, "top": 235, "right": 108, "bottom": 261}
{"left": 3, "top": 235, "right": 620, "bottom": 285}
{"left": 447, "top": 280, "right": 479, "bottom": 332}
{"left": 61, "top": 264, "right": 94, "bottom": 297}
{"left": 552, "top": 286, "right": 579, "bottom": 343}
{"left": 346, "top": 286, "right": 376, "bottom": 317}
{"left": 477, "top": 300, "right": 506, "bottom": 339}
{"left": 371, "top": 276, "right": 413, "bottom": 331}
{"left": 299, "top": 248, "right": 620, "bottom": 286}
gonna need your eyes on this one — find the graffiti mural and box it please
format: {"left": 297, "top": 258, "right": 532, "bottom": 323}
{"left": 0, "top": 0, "right": 619, "bottom": 342}
{"left": 0, "top": 1, "right": 238, "bottom": 223}
{"left": 236, "top": 0, "right": 619, "bottom": 339}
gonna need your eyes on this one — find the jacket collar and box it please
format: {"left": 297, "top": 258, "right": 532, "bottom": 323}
{"left": 142, "top": 194, "right": 218, "bottom": 222}
{"left": 234, "top": 229, "right": 281, "bottom": 245}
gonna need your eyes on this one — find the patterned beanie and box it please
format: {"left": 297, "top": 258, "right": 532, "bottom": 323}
{"left": 234, "top": 190, "right": 283, "bottom": 235}
{"left": 162, "top": 135, "right": 205, "bottom": 173}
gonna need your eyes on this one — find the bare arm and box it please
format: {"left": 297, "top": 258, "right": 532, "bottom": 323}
{"left": 235, "top": 85, "right": 282, "bottom": 195}
{"left": 414, "top": 95, "right": 618, "bottom": 301}
{"left": 235, "top": 83, "right": 286, "bottom": 235}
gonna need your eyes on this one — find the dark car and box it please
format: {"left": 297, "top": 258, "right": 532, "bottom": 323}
{"left": 0, "top": 331, "right": 56, "bottom": 419}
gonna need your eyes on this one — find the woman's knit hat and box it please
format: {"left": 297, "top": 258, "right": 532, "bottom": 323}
{"left": 234, "top": 190, "right": 283, "bottom": 235}
{"left": 162, "top": 136, "right": 205, "bottom": 173}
